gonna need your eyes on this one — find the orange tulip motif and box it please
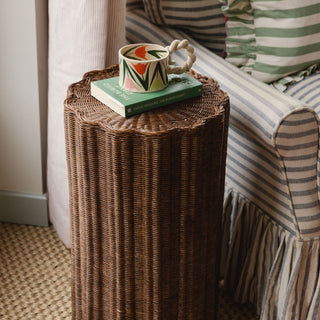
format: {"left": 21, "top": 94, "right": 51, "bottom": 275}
{"left": 132, "top": 63, "right": 148, "bottom": 75}
{"left": 134, "top": 46, "right": 147, "bottom": 60}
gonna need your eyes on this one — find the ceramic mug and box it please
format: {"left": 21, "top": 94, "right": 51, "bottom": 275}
{"left": 119, "top": 39, "right": 196, "bottom": 93}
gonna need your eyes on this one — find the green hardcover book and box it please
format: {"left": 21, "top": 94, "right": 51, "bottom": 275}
{"left": 91, "top": 73, "right": 203, "bottom": 117}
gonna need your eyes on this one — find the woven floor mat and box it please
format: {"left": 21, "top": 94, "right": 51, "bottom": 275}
{"left": 0, "top": 222, "right": 258, "bottom": 319}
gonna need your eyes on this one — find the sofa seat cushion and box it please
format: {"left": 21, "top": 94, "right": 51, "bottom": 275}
{"left": 141, "top": 0, "right": 226, "bottom": 57}
{"left": 222, "top": 0, "right": 320, "bottom": 83}
{"left": 285, "top": 72, "right": 320, "bottom": 113}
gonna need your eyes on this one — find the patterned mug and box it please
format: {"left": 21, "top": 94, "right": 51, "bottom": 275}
{"left": 119, "top": 39, "right": 196, "bottom": 93}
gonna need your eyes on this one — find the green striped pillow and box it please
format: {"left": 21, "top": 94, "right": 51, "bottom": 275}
{"left": 142, "top": 0, "right": 227, "bottom": 57}
{"left": 222, "top": 0, "right": 320, "bottom": 83}
{"left": 221, "top": 0, "right": 255, "bottom": 73}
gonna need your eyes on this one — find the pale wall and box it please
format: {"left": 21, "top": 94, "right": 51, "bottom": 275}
{"left": 0, "top": 0, "right": 47, "bottom": 194}
{"left": 0, "top": 0, "right": 48, "bottom": 225}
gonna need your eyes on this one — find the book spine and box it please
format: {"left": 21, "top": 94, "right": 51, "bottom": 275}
{"left": 125, "top": 85, "right": 203, "bottom": 117}
{"left": 91, "top": 83, "right": 126, "bottom": 117}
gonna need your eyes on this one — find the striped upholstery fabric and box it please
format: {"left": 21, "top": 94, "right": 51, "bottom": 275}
{"left": 47, "top": 0, "right": 126, "bottom": 248}
{"left": 126, "top": 8, "right": 320, "bottom": 319}
{"left": 126, "top": 0, "right": 143, "bottom": 11}
{"left": 141, "top": 0, "right": 226, "bottom": 57}
{"left": 286, "top": 72, "right": 320, "bottom": 114}
{"left": 222, "top": 0, "right": 320, "bottom": 83}
{"left": 220, "top": 0, "right": 255, "bottom": 73}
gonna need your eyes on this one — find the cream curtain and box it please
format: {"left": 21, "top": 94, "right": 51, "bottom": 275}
{"left": 47, "top": 0, "right": 126, "bottom": 247}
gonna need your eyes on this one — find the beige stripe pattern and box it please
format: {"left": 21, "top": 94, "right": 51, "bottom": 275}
{"left": 47, "top": 0, "right": 126, "bottom": 247}
{"left": 141, "top": 0, "right": 226, "bottom": 56}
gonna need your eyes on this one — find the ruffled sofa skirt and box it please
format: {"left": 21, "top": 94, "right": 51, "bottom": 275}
{"left": 222, "top": 188, "right": 320, "bottom": 320}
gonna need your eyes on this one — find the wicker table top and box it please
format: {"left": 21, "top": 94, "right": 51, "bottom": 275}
{"left": 64, "top": 64, "right": 229, "bottom": 134}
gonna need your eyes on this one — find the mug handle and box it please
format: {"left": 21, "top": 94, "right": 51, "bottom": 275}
{"left": 166, "top": 39, "right": 196, "bottom": 75}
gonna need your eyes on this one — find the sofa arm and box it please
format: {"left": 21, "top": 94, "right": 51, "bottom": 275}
{"left": 200, "top": 52, "right": 320, "bottom": 238}
{"left": 275, "top": 111, "right": 320, "bottom": 239}
{"left": 191, "top": 51, "right": 318, "bottom": 151}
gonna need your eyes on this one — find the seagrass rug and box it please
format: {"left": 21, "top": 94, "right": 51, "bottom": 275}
{"left": 0, "top": 222, "right": 258, "bottom": 319}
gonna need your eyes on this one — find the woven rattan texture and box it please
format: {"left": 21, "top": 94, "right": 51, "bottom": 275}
{"left": 64, "top": 65, "right": 230, "bottom": 320}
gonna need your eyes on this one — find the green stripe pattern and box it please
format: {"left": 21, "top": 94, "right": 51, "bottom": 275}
{"left": 221, "top": 0, "right": 320, "bottom": 83}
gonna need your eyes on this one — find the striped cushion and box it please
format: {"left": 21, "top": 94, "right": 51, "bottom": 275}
{"left": 126, "top": 0, "right": 143, "bottom": 11}
{"left": 222, "top": 0, "right": 320, "bottom": 83}
{"left": 220, "top": 0, "right": 255, "bottom": 73}
{"left": 142, "top": 0, "right": 226, "bottom": 57}
{"left": 286, "top": 72, "right": 320, "bottom": 113}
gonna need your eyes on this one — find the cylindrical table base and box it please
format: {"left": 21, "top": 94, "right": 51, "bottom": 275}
{"left": 64, "top": 66, "right": 229, "bottom": 320}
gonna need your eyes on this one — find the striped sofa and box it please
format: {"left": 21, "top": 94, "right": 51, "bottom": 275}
{"left": 126, "top": 1, "right": 320, "bottom": 320}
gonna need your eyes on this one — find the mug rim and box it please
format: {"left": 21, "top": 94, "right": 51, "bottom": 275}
{"left": 119, "top": 43, "right": 169, "bottom": 63}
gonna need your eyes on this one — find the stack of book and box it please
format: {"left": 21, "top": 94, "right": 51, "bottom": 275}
{"left": 91, "top": 73, "right": 203, "bottom": 118}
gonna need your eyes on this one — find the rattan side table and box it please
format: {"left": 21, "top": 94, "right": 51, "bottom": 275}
{"left": 64, "top": 65, "right": 229, "bottom": 320}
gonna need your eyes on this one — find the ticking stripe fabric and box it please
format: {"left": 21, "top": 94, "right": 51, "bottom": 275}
{"left": 141, "top": 0, "right": 226, "bottom": 56}
{"left": 222, "top": 0, "right": 320, "bottom": 83}
{"left": 126, "top": 0, "right": 143, "bottom": 11}
{"left": 48, "top": 0, "right": 126, "bottom": 248}
{"left": 127, "top": 8, "right": 320, "bottom": 319}
{"left": 223, "top": 192, "right": 320, "bottom": 320}
{"left": 286, "top": 72, "right": 320, "bottom": 115}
